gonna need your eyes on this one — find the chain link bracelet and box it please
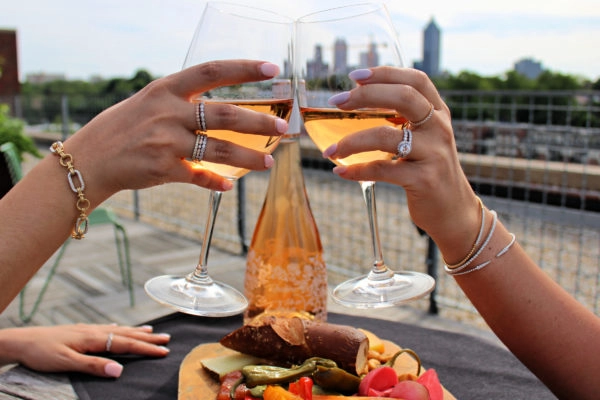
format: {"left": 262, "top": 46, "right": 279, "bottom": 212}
{"left": 50, "top": 141, "right": 90, "bottom": 239}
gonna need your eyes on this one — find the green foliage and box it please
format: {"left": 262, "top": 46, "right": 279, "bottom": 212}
{"left": 0, "top": 104, "right": 42, "bottom": 161}
{"left": 20, "top": 69, "right": 158, "bottom": 126}
{"left": 433, "top": 68, "right": 591, "bottom": 91}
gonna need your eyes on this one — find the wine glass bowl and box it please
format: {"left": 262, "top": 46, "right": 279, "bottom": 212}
{"left": 189, "top": 97, "right": 292, "bottom": 180}
{"left": 296, "top": 3, "right": 435, "bottom": 308}
{"left": 144, "top": 2, "right": 293, "bottom": 316}
{"left": 301, "top": 108, "right": 403, "bottom": 165}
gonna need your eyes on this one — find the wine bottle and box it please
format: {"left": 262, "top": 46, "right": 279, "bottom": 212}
{"left": 243, "top": 104, "right": 328, "bottom": 323}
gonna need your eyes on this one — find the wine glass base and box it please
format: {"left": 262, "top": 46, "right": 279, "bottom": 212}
{"left": 331, "top": 271, "right": 435, "bottom": 309}
{"left": 144, "top": 275, "right": 248, "bottom": 317}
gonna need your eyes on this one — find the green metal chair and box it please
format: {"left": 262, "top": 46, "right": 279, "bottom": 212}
{"left": 1, "top": 142, "right": 135, "bottom": 323}
{"left": 1, "top": 142, "right": 23, "bottom": 184}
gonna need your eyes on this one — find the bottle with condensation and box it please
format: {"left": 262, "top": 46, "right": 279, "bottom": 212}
{"left": 243, "top": 103, "right": 328, "bottom": 324}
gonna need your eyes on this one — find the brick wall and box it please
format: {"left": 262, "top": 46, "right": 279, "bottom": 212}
{"left": 0, "top": 29, "right": 21, "bottom": 99}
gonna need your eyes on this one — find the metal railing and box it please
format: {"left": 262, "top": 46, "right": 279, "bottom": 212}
{"left": 7, "top": 90, "right": 600, "bottom": 329}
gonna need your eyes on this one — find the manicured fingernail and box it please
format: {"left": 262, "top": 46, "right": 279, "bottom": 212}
{"left": 260, "top": 62, "right": 279, "bottom": 77}
{"left": 323, "top": 143, "right": 338, "bottom": 158}
{"left": 332, "top": 166, "right": 347, "bottom": 175}
{"left": 328, "top": 91, "right": 351, "bottom": 106}
{"left": 140, "top": 325, "right": 153, "bottom": 331}
{"left": 105, "top": 362, "right": 123, "bottom": 378}
{"left": 157, "top": 333, "right": 171, "bottom": 339}
{"left": 158, "top": 346, "right": 170, "bottom": 353}
{"left": 349, "top": 69, "right": 373, "bottom": 81}
{"left": 275, "top": 118, "right": 288, "bottom": 133}
{"left": 264, "top": 154, "right": 274, "bottom": 168}
{"left": 220, "top": 180, "right": 234, "bottom": 191}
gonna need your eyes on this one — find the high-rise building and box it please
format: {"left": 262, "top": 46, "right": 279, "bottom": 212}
{"left": 306, "top": 44, "right": 329, "bottom": 79}
{"left": 514, "top": 58, "right": 544, "bottom": 79}
{"left": 333, "top": 38, "right": 348, "bottom": 75}
{"left": 422, "top": 18, "right": 441, "bottom": 77}
{"left": 359, "top": 41, "right": 379, "bottom": 69}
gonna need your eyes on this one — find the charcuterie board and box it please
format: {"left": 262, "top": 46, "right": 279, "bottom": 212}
{"left": 178, "top": 341, "right": 456, "bottom": 400}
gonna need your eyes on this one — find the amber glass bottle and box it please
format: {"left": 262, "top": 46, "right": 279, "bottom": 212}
{"left": 244, "top": 107, "right": 328, "bottom": 323}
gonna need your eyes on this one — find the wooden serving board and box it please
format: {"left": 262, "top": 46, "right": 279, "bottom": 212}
{"left": 178, "top": 341, "right": 456, "bottom": 400}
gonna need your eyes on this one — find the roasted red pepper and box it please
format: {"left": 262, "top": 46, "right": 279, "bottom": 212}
{"left": 288, "top": 377, "right": 313, "bottom": 400}
{"left": 217, "top": 371, "right": 243, "bottom": 400}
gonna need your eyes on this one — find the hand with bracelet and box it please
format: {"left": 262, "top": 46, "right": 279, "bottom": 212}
{"left": 0, "top": 60, "right": 288, "bottom": 311}
{"left": 322, "top": 66, "right": 600, "bottom": 399}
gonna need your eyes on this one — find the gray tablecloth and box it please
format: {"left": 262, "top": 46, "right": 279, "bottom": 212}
{"left": 70, "top": 312, "right": 556, "bottom": 399}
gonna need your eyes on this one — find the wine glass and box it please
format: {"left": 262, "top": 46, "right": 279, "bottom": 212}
{"left": 296, "top": 3, "right": 435, "bottom": 308}
{"left": 144, "top": 2, "right": 294, "bottom": 316}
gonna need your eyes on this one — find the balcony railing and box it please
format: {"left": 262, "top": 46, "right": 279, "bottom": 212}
{"left": 5, "top": 90, "right": 600, "bottom": 330}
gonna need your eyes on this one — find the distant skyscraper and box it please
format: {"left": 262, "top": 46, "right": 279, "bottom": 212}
{"left": 333, "top": 38, "right": 348, "bottom": 75}
{"left": 421, "top": 18, "right": 441, "bottom": 77}
{"left": 306, "top": 44, "right": 329, "bottom": 79}
{"left": 359, "top": 41, "right": 380, "bottom": 69}
{"left": 514, "top": 58, "right": 544, "bottom": 79}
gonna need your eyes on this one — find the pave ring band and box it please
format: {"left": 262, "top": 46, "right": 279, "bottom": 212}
{"left": 196, "top": 101, "right": 207, "bottom": 132}
{"left": 105, "top": 332, "right": 114, "bottom": 352}
{"left": 192, "top": 101, "right": 208, "bottom": 163}
{"left": 394, "top": 125, "right": 412, "bottom": 159}
{"left": 409, "top": 103, "right": 434, "bottom": 128}
{"left": 192, "top": 132, "right": 208, "bottom": 163}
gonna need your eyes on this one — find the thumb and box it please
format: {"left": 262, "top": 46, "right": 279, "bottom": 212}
{"left": 69, "top": 353, "right": 124, "bottom": 378}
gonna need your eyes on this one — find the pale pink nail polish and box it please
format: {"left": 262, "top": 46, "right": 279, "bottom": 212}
{"left": 260, "top": 62, "right": 279, "bottom": 77}
{"left": 323, "top": 143, "right": 338, "bottom": 158}
{"left": 275, "top": 118, "right": 288, "bottom": 133}
{"left": 333, "top": 166, "right": 347, "bottom": 175}
{"left": 105, "top": 362, "right": 123, "bottom": 378}
{"left": 264, "top": 155, "right": 274, "bottom": 168}
{"left": 221, "top": 180, "right": 234, "bottom": 191}
{"left": 328, "top": 91, "right": 351, "bottom": 106}
{"left": 349, "top": 69, "right": 373, "bottom": 81}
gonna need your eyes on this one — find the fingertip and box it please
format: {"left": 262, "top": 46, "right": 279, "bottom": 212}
{"left": 220, "top": 180, "right": 234, "bottom": 191}
{"left": 323, "top": 143, "right": 338, "bottom": 159}
{"left": 332, "top": 166, "right": 347, "bottom": 175}
{"left": 348, "top": 68, "right": 373, "bottom": 81}
{"left": 275, "top": 118, "right": 288, "bottom": 134}
{"left": 260, "top": 62, "right": 279, "bottom": 77}
{"left": 328, "top": 91, "right": 351, "bottom": 106}
{"left": 104, "top": 362, "right": 123, "bottom": 378}
{"left": 264, "top": 154, "right": 274, "bottom": 169}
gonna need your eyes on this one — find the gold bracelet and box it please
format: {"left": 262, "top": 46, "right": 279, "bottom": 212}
{"left": 50, "top": 141, "right": 90, "bottom": 239}
{"left": 444, "top": 196, "right": 485, "bottom": 270}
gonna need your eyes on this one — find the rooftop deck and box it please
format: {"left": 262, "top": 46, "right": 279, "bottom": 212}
{"left": 0, "top": 216, "right": 501, "bottom": 348}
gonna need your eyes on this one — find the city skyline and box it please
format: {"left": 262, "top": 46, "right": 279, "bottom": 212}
{"left": 305, "top": 38, "right": 383, "bottom": 80}
{"left": 2, "top": 0, "right": 599, "bottom": 81}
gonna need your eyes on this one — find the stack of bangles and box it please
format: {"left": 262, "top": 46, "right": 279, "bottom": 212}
{"left": 444, "top": 197, "right": 516, "bottom": 276}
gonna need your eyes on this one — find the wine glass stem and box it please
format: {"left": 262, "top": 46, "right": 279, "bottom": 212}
{"left": 360, "top": 181, "right": 393, "bottom": 280}
{"left": 189, "top": 190, "right": 223, "bottom": 285}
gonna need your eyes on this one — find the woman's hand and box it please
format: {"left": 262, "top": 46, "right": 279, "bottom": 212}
{"left": 0, "top": 324, "right": 170, "bottom": 378}
{"left": 66, "top": 59, "right": 289, "bottom": 206}
{"left": 321, "top": 67, "right": 480, "bottom": 258}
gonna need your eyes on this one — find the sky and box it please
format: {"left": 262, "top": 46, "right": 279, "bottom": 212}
{"left": 2, "top": 0, "right": 600, "bottom": 82}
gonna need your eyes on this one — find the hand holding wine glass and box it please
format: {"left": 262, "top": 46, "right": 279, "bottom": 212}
{"left": 144, "top": 2, "right": 294, "bottom": 316}
{"left": 296, "top": 3, "right": 435, "bottom": 308}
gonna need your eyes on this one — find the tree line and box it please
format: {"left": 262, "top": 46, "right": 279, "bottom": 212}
{"left": 17, "top": 68, "right": 600, "bottom": 127}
